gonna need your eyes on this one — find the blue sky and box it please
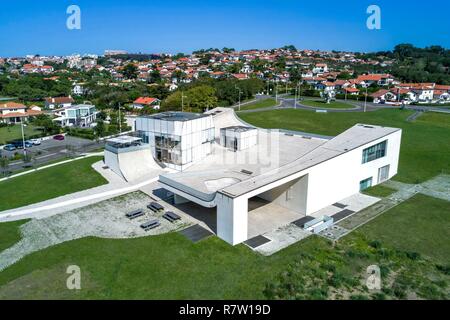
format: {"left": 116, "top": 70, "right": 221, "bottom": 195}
{"left": 0, "top": 0, "right": 449, "bottom": 56}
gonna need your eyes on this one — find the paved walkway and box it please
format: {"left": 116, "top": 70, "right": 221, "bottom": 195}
{"left": 337, "top": 174, "right": 449, "bottom": 235}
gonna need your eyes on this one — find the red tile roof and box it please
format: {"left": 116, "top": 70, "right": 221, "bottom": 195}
{"left": 0, "top": 102, "right": 26, "bottom": 109}
{"left": 133, "top": 97, "right": 159, "bottom": 105}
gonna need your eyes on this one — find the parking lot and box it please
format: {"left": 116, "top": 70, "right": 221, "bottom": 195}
{"left": 0, "top": 135, "right": 104, "bottom": 172}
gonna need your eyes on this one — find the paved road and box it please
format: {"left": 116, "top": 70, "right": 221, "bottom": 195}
{"left": 237, "top": 96, "right": 450, "bottom": 114}
{"left": 0, "top": 136, "right": 104, "bottom": 173}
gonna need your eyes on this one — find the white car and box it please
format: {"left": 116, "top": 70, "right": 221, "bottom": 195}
{"left": 30, "top": 138, "right": 42, "bottom": 145}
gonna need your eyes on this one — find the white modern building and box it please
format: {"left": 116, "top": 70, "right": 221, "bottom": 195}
{"left": 157, "top": 109, "right": 402, "bottom": 245}
{"left": 106, "top": 108, "right": 402, "bottom": 246}
{"left": 53, "top": 104, "right": 98, "bottom": 127}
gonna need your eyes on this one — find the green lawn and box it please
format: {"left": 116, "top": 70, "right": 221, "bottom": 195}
{"left": 360, "top": 194, "right": 450, "bottom": 264}
{"left": 0, "top": 219, "right": 28, "bottom": 252}
{"left": 363, "top": 185, "right": 397, "bottom": 198}
{"left": 300, "top": 99, "right": 355, "bottom": 109}
{"left": 0, "top": 156, "right": 107, "bottom": 211}
{"left": 239, "top": 109, "right": 450, "bottom": 184}
{"left": 0, "top": 194, "right": 448, "bottom": 299}
{"left": 0, "top": 125, "right": 42, "bottom": 145}
{"left": 237, "top": 98, "right": 278, "bottom": 111}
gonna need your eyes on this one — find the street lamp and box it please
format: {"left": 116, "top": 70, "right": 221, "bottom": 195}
{"left": 118, "top": 102, "right": 122, "bottom": 133}
{"left": 181, "top": 91, "right": 187, "bottom": 112}
{"left": 294, "top": 86, "right": 297, "bottom": 109}
{"left": 235, "top": 85, "right": 242, "bottom": 111}
{"left": 364, "top": 86, "right": 368, "bottom": 112}
{"left": 21, "top": 119, "right": 27, "bottom": 158}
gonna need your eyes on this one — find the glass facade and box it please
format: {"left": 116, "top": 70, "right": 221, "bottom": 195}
{"left": 362, "top": 140, "right": 387, "bottom": 164}
{"left": 135, "top": 114, "right": 214, "bottom": 170}
{"left": 155, "top": 134, "right": 182, "bottom": 165}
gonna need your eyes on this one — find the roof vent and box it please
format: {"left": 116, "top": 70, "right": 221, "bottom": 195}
{"left": 363, "top": 125, "right": 374, "bottom": 129}
{"left": 240, "top": 169, "right": 253, "bottom": 175}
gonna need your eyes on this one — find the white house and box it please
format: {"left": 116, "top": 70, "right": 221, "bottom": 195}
{"left": 132, "top": 97, "right": 161, "bottom": 110}
{"left": 53, "top": 104, "right": 98, "bottom": 127}
{"left": 312, "top": 63, "right": 328, "bottom": 75}
{"left": 0, "top": 102, "right": 43, "bottom": 124}
{"left": 72, "top": 83, "right": 86, "bottom": 96}
{"left": 45, "top": 96, "right": 74, "bottom": 109}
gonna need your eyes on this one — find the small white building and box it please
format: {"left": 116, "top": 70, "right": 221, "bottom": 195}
{"left": 220, "top": 126, "right": 257, "bottom": 151}
{"left": 45, "top": 96, "right": 74, "bottom": 109}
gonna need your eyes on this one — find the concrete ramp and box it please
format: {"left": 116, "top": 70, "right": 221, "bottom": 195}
{"left": 118, "top": 148, "right": 162, "bottom": 182}
{"left": 105, "top": 146, "right": 163, "bottom": 182}
{"left": 205, "top": 107, "right": 253, "bottom": 138}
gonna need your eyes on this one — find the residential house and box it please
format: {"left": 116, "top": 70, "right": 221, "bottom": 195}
{"left": 232, "top": 73, "right": 249, "bottom": 80}
{"left": 53, "top": 104, "right": 98, "bottom": 127}
{"left": 0, "top": 102, "right": 43, "bottom": 124}
{"left": 45, "top": 96, "right": 74, "bottom": 109}
{"left": 132, "top": 97, "right": 161, "bottom": 110}
{"left": 342, "top": 87, "right": 360, "bottom": 96}
{"left": 315, "top": 81, "right": 335, "bottom": 91}
{"left": 370, "top": 89, "right": 398, "bottom": 104}
{"left": 355, "top": 74, "right": 395, "bottom": 88}
{"left": 312, "top": 63, "right": 328, "bottom": 75}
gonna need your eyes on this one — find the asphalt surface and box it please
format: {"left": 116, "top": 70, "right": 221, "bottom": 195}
{"left": 237, "top": 95, "right": 450, "bottom": 114}
{"left": 0, "top": 135, "right": 104, "bottom": 173}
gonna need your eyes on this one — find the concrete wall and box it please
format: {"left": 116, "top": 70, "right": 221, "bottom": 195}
{"left": 305, "top": 130, "right": 402, "bottom": 214}
{"left": 216, "top": 193, "right": 248, "bottom": 245}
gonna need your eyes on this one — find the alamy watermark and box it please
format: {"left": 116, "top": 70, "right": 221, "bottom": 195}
{"left": 66, "top": 265, "right": 81, "bottom": 290}
{"left": 66, "top": 5, "right": 81, "bottom": 30}
{"left": 366, "top": 5, "right": 381, "bottom": 30}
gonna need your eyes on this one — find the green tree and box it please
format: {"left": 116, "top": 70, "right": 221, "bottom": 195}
{"left": 94, "top": 119, "right": 106, "bottom": 138}
{"left": 123, "top": 63, "right": 138, "bottom": 79}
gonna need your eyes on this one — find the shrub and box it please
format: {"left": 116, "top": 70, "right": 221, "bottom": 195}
{"left": 369, "top": 239, "right": 382, "bottom": 249}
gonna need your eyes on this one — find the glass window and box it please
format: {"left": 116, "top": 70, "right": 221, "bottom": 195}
{"left": 378, "top": 165, "right": 390, "bottom": 183}
{"left": 359, "top": 177, "right": 373, "bottom": 191}
{"left": 362, "top": 140, "right": 387, "bottom": 164}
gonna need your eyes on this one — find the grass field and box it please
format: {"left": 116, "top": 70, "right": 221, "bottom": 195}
{"left": 0, "top": 194, "right": 447, "bottom": 299}
{"left": 0, "top": 156, "right": 107, "bottom": 212}
{"left": 0, "top": 125, "right": 42, "bottom": 145}
{"left": 363, "top": 184, "right": 397, "bottom": 198}
{"left": 0, "top": 220, "right": 28, "bottom": 252}
{"left": 239, "top": 109, "right": 450, "bottom": 184}
{"left": 300, "top": 99, "right": 355, "bottom": 109}
{"left": 360, "top": 194, "right": 450, "bottom": 264}
{"left": 237, "top": 98, "right": 278, "bottom": 111}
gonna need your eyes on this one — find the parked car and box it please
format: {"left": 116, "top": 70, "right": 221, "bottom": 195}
{"left": 3, "top": 144, "right": 16, "bottom": 151}
{"left": 24, "top": 141, "right": 33, "bottom": 148}
{"left": 11, "top": 141, "right": 24, "bottom": 149}
{"left": 53, "top": 134, "right": 65, "bottom": 141}
{"left": 30, "top": 138, "right": 42, "bottom": 145}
